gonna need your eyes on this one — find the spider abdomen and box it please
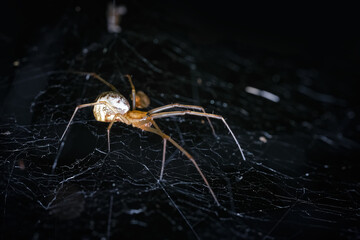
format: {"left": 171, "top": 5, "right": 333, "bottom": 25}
{"left": 93, "top": 91, "right": 130, "bottom": 122}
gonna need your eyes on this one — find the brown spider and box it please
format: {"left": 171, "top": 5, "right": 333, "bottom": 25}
{"left": 60, "top": 72, "right": 246, "bottom": 205}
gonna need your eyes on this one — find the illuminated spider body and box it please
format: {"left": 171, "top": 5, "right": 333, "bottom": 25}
{"left": 93, "top": 91, "right": 131, "bottom": 122}
{"left": 60, "top": 73, "right": 246, "bottom": 206}
{"left": 94, "top": 91, "right": 153, "bottom": 128}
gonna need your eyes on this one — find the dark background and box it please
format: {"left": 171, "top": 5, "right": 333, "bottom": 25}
{"left": 1, "top": 1, "right": 359, "bottom": 113}
{"left": 1, "top": 1, "right": 359, "bottom": 239}
{"left": 2, "top": 1, "right": 358, "bottom": 75}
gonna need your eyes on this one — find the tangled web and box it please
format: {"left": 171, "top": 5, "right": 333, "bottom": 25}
{"left": 1, "top": 4, "right": 359, "bottom": 239}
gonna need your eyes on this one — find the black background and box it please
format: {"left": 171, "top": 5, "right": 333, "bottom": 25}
{"left": 1, "top": 1, "right": 359, "bottom": 239}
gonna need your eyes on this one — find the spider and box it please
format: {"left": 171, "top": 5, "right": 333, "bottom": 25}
{"left": 60, "top": 72, "right": 246, "bottom": 205}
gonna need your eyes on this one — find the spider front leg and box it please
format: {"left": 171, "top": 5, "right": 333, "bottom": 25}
{"left": 149, "top": 110, "right": 246, "bottom": 160}
{"left": 140, "top": 123, "right": 220, "bottom": 206}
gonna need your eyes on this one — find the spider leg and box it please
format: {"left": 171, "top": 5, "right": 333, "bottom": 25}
{"left": 106, "top": 113, "right": 128, "bottom": 152}
{"left": 139, "top": 123, "right": 220, "bottom": 206}
{"left": 124, "top": 74, "right": 136, "bottom": 110}
{"left": 148, "top": 103, "right": 217, "bottom": 136}
{"left": 149, "top": 120, "right": 166, "bottom": 180}
{"left": 149, "top": 111, "right": 246, "bottom": 161}
{"left": 161, "top": 138, "right": 167, "bottom": 180}
{"left": 69, "top": 71, "right": 146, "bottom": 110}
{"left": 69, "top": 71, "right": 120, "bottom": 93}
{"left": 107, "top": 120, "right": 116, "bottom": 152}
{"left": 60, "top": 101, "right": 118, "bottom": 142}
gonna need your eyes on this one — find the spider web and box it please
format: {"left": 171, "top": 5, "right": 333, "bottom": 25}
{"left": 1, "top": 2, "right": 359, "bottom": 239}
